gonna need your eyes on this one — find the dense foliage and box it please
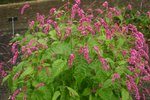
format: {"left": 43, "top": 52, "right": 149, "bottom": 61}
{"left": 1, "top": 1, "right": 150, "bottom": 100}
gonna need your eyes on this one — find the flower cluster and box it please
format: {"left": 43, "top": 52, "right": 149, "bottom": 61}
{"left": 0, "top": 62, "right": 7, "bottom": 78}
{"left": 127, "top": 24, "right": 150, "bottom": 100}
{"left": 20, "top": 3, "right": 30, "bottom": 15}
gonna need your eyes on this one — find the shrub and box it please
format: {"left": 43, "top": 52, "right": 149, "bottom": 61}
{"left": 2, "top": 1, "right": 150, "bottom": 100}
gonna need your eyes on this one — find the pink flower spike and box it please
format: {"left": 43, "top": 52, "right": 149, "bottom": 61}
{"left": 137, "top": 11, "right": 141, "bottom": 16}
{"left": 84, "top": 45, "right": 91, "bottom": 64}
{"left": 11, "top": 41, "right": 19, "bottom": 54}
{"left": 29, "top": 21, "right": 34, "bottom": 29}
{"left": 79, "top": 47, "right": 83, "bottom": 54}
{"left": 21, "top": 3, "right": 30, "bottom": 15}
{"left": 127, "top": 4, "right": 132, "bottom": 10}
{"left": 95, "top": 9, "right": 103, "bottom": 14}
{"left": 49, "top": 8, "right": 56, "bottom": 15}
{"left": 93, "top": 46, "right": 99, "bottom": 54}
{"left": 11, "top": 88, "right": 21, "bottom": 100}
{"left": 75, "top": 0, "right": 80, "bottom": 5}
{"left": 68, "top": 53, "right": 75, "bottom": 67}
{"left": 147, "top": 11, "right": 150, "bottom": 19}
{"left": 102, "top": 1, "right": 108, "bottom": 7}
{"left": 112, "top": 73, "right": 120, "bottom": 82}
{"left": 12, "top": 51, "right": 19, "bottom": 65}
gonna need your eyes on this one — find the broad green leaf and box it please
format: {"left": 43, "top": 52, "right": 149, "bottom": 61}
{"left": 117, "top": 38, "right": 125, "bottom": 48}
{"left": 102, "top": 79, "right": 112, "bottom": 89}
{"left": 115, "top": 66, "right": 125, "bottom": 75}
{"left": 20, "top": 67, "right": 34, "bottom": 79}
{"left": 121, "top": 88, "right": 130, "bottom": 100}
{"left": 49, "top": 30, "right": 58, "bottom": 40}
{"left": 52, "top": 59, "right": 67, "bottom": 79}
{"left": 82, "top": 88, "right": 91, "bottom": 96}
{"left": 42, "top": 63, "right": 50, "bottom": 67}
{"left": 66, "top": 86, "right": 79, "bottom": 97}
{"left": 1, "top": 74, "right": 11, "bottom": 85}
{"left": 89, "top": 95, "right": 92, "bottom": 100}
{"left": 38, "top": 39, "right": 47, "bottom": 45}
{"left": 52, "top": 91, "right": 61, "bottom": 100}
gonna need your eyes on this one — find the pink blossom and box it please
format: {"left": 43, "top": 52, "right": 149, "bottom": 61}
{"left": 93, "top": 46, "right": 109, "bottom": 71}
{"left": 127, "top": 4, "right": 132, "bottom": 10}
{"left": 95, "top": 9, "right": 103, "bottom": 14}
{"left": 12, "top": 51, "right": 19, "bottom": 65}
{"left": 13, "top": 71, "right": 21, "bottom": 81}
{"left": 75, "top": 0, "right": 80, "bottom": 5}
{"left": 64, "top": 27, "right": 72, "bottom": 39}
{"left": 105, "top": 28, "right": 112, "bottom": 39}
{"left": 145, "top": 88, "right": 150, "bottom": 97}
{"left": 86, "top": 26, "right": 95, "bottom": 36}
{"left": 93, "top": 46, "right": 99, "bottom": 54}
{"left": 84, "top": 45, "right": 91, "bottom": 64}
{"left": 122, "top": 50, "right": 127, "bottom": 56}
{"left": 144, "top": 44, "right": 149, "bottom": 54}
{"left": 21, "top": 46, "right": 26, "bottom": 53}
{"left": 0, "top": 62, "right": 7, "bottom": 78}
{"left": 71, "top": 4, "right": 84, "bottom": 19}
{"left": 112, "top": 73, "right": 120, "bottom": 82}
{"left": 36, "top": 13, "right": 45, "bottom": 27}
{"left": 147, "top": 11, "right": 150, "bottom": 19}
{"left": 68, "top": 53, "right": 75, "bottom": 67}
{"left": 47, "top": 19, "right": 53, "bottom": 24}
{"left": 139, "top": 49, "right": 149, "bottom": 60}
{"left": 102, "top": 1, "right": 108, "bottom": 7}
{"left": 109, "top": 7, "right": 116, "bottom": 12}
{"left": 43, "top": 24, "right": 50, "bottom": 34}
{"left": 27, "top": 48, "right": 32, "bottom": 55}
{"left": 91, "top": 89, "right": 97, "bottom": 93}
{"left": 49, "top": 8, "right": 56, "bottom": 15}
{"left": 56, "top": 10, "right": 64, "bottom": 18}
{"left": 21, "top": 3, "right": 30, "bottom": 15}
{"left": 29, "top": 21, "right": 34, "bottom": 29}
{"left": 122, "top": 25, "right": 128, "bottom": 33}
{"left": 52, "top": 21, "right": 61, "bottom": 37}
{"left": 107, "top": 12, "right": 112, "bottom": 18}
{"left": 115, "top": 11, "right": 121, "bottom": 16}
{"left": 79, "top": 47, "right": 83, "bottom": 54}
{"left": 127, "top": 75, "right": 140, "bottom": 100}
{"left": 137, "top": 11, "right": 141, "bottom": 16}
{"left": 11, "top": 88, "right": 21, "bottom": 100}
{"left": 143, "top": 93, "right": 145, "bottom": 100}
{"left": 94, "top": 22, "right": 101, "bottom": 32}
{"left": 11, "top": 41, "right": 19, "bottom": 54}
{"left": 23, "top": 95, "right": 27, "bottom": 100}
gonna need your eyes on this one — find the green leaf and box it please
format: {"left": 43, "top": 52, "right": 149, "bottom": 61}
{"left": 121, "top": 88, "right": 130, "bottom": 100}
{"left": 102, "top": 79, "right": 112, "bottom": 89}
{"left": 52, "top": 59, "right": 67, "bottom": 79}
{"left": 66, "top": 86, "right": 79, "bottom": 97}
{"left": 89, "top": 95, "right": 92, "bottom": 100}
{"left": 52, "top": 91, "right": 61, "bottom": 100}
{"left": 20, "top": 67, "right": 34, "bottom": 79}
{"left": 1, "top": 74, "right": 11, "bottom": 85}
{"left": 115, "top": 66, "right": 125, "bottom": 75}
{"left": 96, "top": 88, "right": 117, "bottom": 100}
{"left": 49, "top": 30, "right": 58, "bottom": 40}
{"left": 38, "top": 39, "right": 47, "bottom": 45}
{"left": 117, "top": 38, "right": 125, "bottom": 48}
{"left": 82, "top": 88, "right": 91, "bottom": 96}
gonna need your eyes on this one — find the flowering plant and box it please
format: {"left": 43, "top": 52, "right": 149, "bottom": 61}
{"left": 123, "top": 4, "right": 150, "bottom": 40}
{"left": 2, "top": 1, "right": 150, "bottom": 100}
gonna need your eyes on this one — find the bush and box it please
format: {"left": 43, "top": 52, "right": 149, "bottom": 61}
{"left": 2, "top": 1, "right": 150, "bottom": 100}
